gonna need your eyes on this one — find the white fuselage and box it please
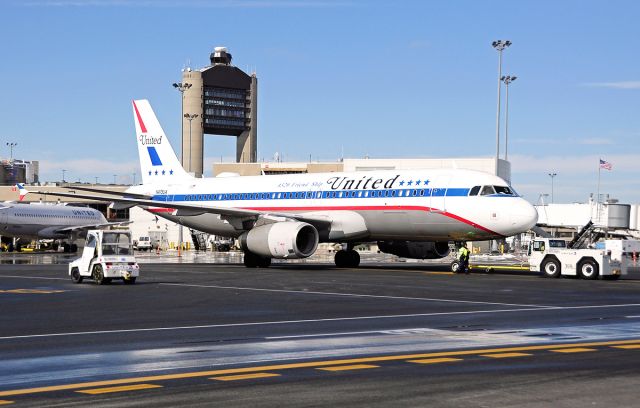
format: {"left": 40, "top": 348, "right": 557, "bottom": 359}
{"left": 128, "top": 168, "right": 537, "bottom": 242}
{"left": 0, "top": 204, "right": 107, "bottom": 240}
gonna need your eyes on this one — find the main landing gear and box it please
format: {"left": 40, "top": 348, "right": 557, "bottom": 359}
{"left": 243, "top": 251, "right": 272, "bottom": 268}
{"left": 334, "top": 245, "right": 360, "bottom": 268}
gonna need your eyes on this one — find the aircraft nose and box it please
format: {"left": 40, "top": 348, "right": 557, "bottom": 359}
{"left": 507, "top": 199, "right": 538, "bottom": 235}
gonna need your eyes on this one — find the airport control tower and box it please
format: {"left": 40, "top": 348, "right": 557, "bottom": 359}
{"left": 180, "top": 47, "right": 257, "bottom": 177}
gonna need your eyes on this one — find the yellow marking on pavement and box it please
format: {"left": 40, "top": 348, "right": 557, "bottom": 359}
{"left": 77, "top": 384, "right": 162, "bottom": 395}
{"left": 3, "top": 338, "right": 640, "bottom": 398}
{"left": 550, "top": 348, "right": 596, "bottom": 353}
{"left": 0, "top": 289, "right": 65, "bottom": 294}
{"left": 407, "top": 357, "right": 462, "bottom": 364}
{"left": 211, "top": 373, "right": 281, "bottom": 381}
{"left": 480, "top": 352, "right": 532, "bottom": 358}
{"left": 424, "top": 272, "right": 454, "bottom": 276}
{"left": 0, "top": 400, "right": 14, "bottom": 405}
{"left": 317, "top": 364, "right": 379, "bottom": 372}
{"left": 613, "top": 344, "right": 640, "bottom": 350}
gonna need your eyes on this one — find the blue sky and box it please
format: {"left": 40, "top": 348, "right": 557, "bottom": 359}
{"left": 0, "top": 0, "right": 638, "bottom": 204}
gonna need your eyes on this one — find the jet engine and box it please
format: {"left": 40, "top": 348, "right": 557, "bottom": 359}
{"left": 377, "top": 241, "right": 450, "bottom": 259}
{"left": 239, "top": 222, "right": 319, "bottom": 259}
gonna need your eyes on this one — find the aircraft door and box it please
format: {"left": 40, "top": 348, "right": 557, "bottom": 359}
{"left": 429, "top": 176, "right": 450, "bottom": 213}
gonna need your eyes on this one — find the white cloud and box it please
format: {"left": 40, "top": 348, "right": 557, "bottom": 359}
{"left": 583, "top": 81, "right": 640, "bottom": 90}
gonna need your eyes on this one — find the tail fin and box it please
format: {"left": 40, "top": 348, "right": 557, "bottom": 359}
{"left": 132, "top": 99, "right": 192, "bottom": 185}
{"left": 16, "top": 184, "right": 28, "bottom": 201}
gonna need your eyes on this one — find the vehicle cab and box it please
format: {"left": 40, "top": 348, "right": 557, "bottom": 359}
{"left": 69, "top": 230, "right": 139, "bottom": 285}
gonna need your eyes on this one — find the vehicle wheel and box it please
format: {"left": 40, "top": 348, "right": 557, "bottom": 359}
{"left": 70, "top": 244, "right": 78, "bottom": 252}
{"left": 123, "top": 277, "right": 137, "bottom": 285}
{"left": 7, "top": 243, "right": 14, "bottom": 252}
{"left": 92, "top": 264, "right": 106, "bottom": 285}
{"left": 578, "top": 259, "right": 599, "bottom": 280}
{"left": 334, "top": 250, "right": 349, "bottom": 267}
{"left": 347, "top": 250, "right": 360, "bottom": 268}
{"left": 450, "top": 260, "right": 461, "bottom": 273}
{"left": 542, "top": 258, "right": 561, "bottom": 278}
{"left": 70, "top": 267, "right": 83, "bottom": 284}
{"left": 16, "top": 243, "right": 22, "bottom": 252}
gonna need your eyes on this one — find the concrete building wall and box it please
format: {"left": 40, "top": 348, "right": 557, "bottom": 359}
{"left": 237, "top": 74, "right": 258, "bottom": 163}
{"left": 182, "top": 70, "right": 204, "bottom": 177}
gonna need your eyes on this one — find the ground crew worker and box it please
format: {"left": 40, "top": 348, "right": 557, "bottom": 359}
{"left": 458, "top": 243, "right": 470, "bottom": 274}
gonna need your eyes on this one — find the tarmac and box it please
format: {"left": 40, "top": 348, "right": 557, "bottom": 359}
{"left": 1, "top": 251, "right": 640, "bottom": 407}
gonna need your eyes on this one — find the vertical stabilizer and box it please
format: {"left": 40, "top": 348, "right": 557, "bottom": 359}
{"left": 132, "top": 99, "right": 192, "bottom": 185}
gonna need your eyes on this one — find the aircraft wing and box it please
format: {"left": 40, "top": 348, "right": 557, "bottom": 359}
{"left": 54, "top": 221, "right": 133, "bottom": 234}
{"left": 37, "top": 190, "right": 332, "bottom": 229}
{"left": 64, "top": 186, "right": 153, "bottom": 199}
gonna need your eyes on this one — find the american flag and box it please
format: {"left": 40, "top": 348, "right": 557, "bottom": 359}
{"left": 599, "top": 159, "right": 612, "bottom": 170}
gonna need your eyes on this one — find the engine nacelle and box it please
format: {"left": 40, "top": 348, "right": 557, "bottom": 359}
{"left": 377, "top": 241, "right": 450, "bottom": 259}
{"left": 239, "top": 222, "right": 319, "bottom": 259}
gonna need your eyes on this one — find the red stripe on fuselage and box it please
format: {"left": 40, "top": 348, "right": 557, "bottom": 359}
{"left": 148, "top": 208, "right": 174, "bottom": 213}
{"left": 132, "top": 100, "right": 147, "bottom": 133}
{"left": 240, "top": 205, "right": 502, "bottom": 237}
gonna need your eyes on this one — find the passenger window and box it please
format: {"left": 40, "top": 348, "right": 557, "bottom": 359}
{"left": 469, "top": 186, "right": 480, "bottom": 196}
{"left": 480, "top": 186, "right": 496, "bottom": 195}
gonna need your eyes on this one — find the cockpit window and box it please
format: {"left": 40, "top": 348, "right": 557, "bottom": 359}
{"left": 469, "top": 186, "right": 480, "bottom": 196}
{"left": 494, "top": 186, "right": 513, "bottom": 195}
{"left": 480, "top": 185, "right": 496, "bottom": 196}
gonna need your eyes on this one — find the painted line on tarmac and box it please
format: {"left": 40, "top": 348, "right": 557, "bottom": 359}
{"left": 3, "top": 303, "right": 640, "bottom": 341}
{"left": 76, "top": 384, "right": 162, "bottom": 395}
{"left": 159, "top": 283, "right": 553, "bottom": 308}
{"left": 1, "top": 339, "right": 640, "bottom": 398}
{"left": 0, "top": 275, "right": 68, "bottom": 281}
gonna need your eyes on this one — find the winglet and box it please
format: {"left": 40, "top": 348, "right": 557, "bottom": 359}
{"left": 16, "top": 184, "right": 28, "bottom": 201}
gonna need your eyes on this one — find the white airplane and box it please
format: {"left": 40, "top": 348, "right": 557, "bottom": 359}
{"left": 0, "top": 184, "right": 116, "bottom": 252}
{"left": 43, "top": 99, "right": 537, "bottom": 267}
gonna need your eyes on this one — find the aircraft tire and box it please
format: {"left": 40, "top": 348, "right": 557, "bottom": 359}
{"left": 243, "top": 251, "right": 258, "bottom": 268}
{"left": 70, "top": 244, "right": 78, "bottom": 252}
{"left": 347, "top": 250, "right": 360, "bottom": 268}
{"left": 257, "top": 257, "right": 272, "bottom": 268}
{"left": 62, "top": 243, "right": 70, "bottom": 253}
{"left": 70, "top": 267, "right": 83, "bottom": 284}
{"left": 92, "top": 265, "right": 107, "bottom": 285}
{"left": 334, "top": 250, "right": 349, "bottom": 267}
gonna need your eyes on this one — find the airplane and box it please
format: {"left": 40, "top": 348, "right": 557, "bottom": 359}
{"left": 41, "top": 99, "right": 538, "bottom": 267}
{"left": 0, "top": 185, "right": 123, "bottom": 252}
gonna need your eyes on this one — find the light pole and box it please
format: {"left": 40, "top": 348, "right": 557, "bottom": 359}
{"left": 172, "top": 81, "right": 191, "bottom": 257}
{"left": 6, "top": 142, "right": 17, "bottom": 160}
{"left": 184, "top": 113, "right": 199, "bottom": 173}
{"left": 113, "top": 174, "right": 117, "bottom": 185}
{"left": 94, "top": 176, "right": 99, "bottom": 185}
{"left": 172, "top": 82, "right": 192, "bottom": 165}
{"left": 501, "top": 75, "right": 517, "bottom": 161}
{"left": 492, "top": 40, "right": 512, "bottom": 173}
{"left": 548, "top": 172, "right": 557, "bottom": 203}
{"left": 62, "top": 169, "right": 66, "bottom": 183}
